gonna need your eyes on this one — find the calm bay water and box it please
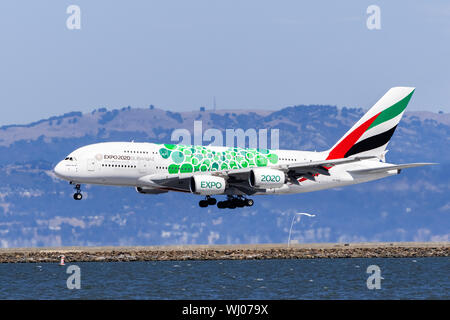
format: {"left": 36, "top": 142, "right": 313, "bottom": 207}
{"left": 0, "top": 257, "right": 448, "bottom": 299}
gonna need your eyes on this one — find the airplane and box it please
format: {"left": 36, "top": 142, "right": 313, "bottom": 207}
{"left": 54, "top": 87, "right": 434, "bottom": 209}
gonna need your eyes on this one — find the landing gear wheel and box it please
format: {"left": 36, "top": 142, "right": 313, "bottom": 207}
{"left": 216, "top": 196, "right": 254, "bottom": 209}
{"left": 72, "top": 184, "right": 83, "bottom": 200}
{"left": 236, "top": 199, "right": 246, "bottom": 208}
{"left": 217, "top": 201, "right": 226, "bottom": 209}
{"left": 207, "top": 197, "right": 217, "bottom": 206}
{"left": 73, "top": 193, "right": 82, "bottom": 200}
{"left": 199, "top": 200, "right": 208, "bottom": 208}
{"left": 199, "top": 196, "right": 217, "bottom": 208}
{"left": 227, "top": 201, "right": 236, "bottom": 209}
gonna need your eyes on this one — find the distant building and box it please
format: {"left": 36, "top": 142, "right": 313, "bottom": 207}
{"left": 200, "top": 106, "right": 205, "bottom": 112}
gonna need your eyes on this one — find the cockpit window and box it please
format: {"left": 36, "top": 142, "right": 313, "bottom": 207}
{"left": 64, "top": 157, "right": 75, "bottom": 161}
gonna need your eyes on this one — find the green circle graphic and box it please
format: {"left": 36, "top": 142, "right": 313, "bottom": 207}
{"left": 256, "top": 155, "right": 268, "bottom": 167}
{"left": 168, "top": 164, "right": 179, "bottom": 174}
{"left": 171, "top": 151, "right": 184, "bottom": 164}
{"left": 164, "top": 144, "right": 177, "bottom": 150}
{"left": 268, "top": 153, "right": 278, "bottom": 164}
{"left": 180, "top": 163, "right": 193, "bottom": 173}
{"left": 159, "top": 148, "right": 171, "bottom": 159}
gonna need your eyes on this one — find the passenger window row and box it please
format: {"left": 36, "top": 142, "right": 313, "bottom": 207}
{"left": 102, "top": 164, "right": 136, "bottom": 168}
{"left": 280, "top": 158, "right": 297, "bottom": 161}
{"left": 124, "top": 150, "right": 149, "bottom": 154}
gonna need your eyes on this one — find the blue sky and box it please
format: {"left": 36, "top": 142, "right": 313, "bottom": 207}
{"left": 0, "top": 0, "right": 449, "bottom": 125}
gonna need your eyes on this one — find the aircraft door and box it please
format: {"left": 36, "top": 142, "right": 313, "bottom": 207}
{"left": 138, "top": 159, "right": 148, "bottom": 174}
{"left": 87, "top": 159, "right": 96, "bottom": 171}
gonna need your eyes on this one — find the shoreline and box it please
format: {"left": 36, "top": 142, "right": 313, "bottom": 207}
{"left": 0, "top": 242, "right": 448, "bottom": 263}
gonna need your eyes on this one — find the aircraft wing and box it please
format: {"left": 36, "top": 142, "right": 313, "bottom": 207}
{"left": 213, "top": 155, "right": 378, "bottom": 184}
{"left": 139, "top": 156, "right": 378, "bottom": 193}
{"left": 347, "top": 162, "right": 437, "bottom": 175}
{"left": 282, "top": 156, "right": 377, "bottom": 175}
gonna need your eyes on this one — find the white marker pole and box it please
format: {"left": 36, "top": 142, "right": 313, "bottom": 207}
{"left": 288, "top": 212, "right": 316, "bottom": 247}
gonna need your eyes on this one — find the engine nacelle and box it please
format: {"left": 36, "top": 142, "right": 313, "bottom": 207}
{"left": 249, "top": 168, "right": 286, "bottom": 189}
{"left": 136, "top": 187, "right": 168, "bottom": 194}
{"left": 190, "top": 175, "right": 226, "bottom": 195}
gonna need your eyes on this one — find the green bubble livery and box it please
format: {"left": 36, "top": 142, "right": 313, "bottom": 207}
{"left": 158, "top": 144, "right": 279, "bottom": 174}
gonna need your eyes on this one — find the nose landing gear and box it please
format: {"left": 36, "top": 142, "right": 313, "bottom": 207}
{"left": 71, "top": 183, "right": 83, "bottom": 200}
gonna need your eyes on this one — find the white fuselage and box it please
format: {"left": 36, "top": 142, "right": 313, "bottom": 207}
{"left": 54, "top": 142, "right": 398, "bottom": 195}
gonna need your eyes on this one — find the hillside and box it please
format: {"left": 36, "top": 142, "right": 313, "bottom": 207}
{"left": 0, "top": 105, "right": 448, "bottom": 247}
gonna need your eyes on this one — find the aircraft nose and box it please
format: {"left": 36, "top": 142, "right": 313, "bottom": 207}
{"left": 54, "top": 161, "right": 66, "bottom": 178}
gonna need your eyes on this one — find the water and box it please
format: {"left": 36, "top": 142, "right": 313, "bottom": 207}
{"left": 0, "top": 257, "right": 448, "bottom": 299}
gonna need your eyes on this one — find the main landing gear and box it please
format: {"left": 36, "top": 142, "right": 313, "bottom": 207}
{"left": 198, "top": 195, "right": 254, "bottom": 209}
{"left": 217, "top": 196, "right": 254, "bottom": 209}
{"left": 71, "top": 182, "right": 83, "bottom": 200}
{"left": 198, "top": 196, "right": 217, "bottom": 208}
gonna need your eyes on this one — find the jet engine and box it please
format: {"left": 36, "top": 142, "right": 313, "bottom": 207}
{"left": 249, "top": 168, "right": 286, "bottom": 189}
{"left": 190, "top": 175, "right": 226, "bottom": 195}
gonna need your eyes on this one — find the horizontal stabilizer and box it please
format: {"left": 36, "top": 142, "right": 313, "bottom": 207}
{"left": 348, "top": 163, "right": 437, "bottom": 175}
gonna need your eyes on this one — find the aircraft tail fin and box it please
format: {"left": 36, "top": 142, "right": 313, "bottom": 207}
{"left": 326, "top": 87, "right": 415, "bottom": 160}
